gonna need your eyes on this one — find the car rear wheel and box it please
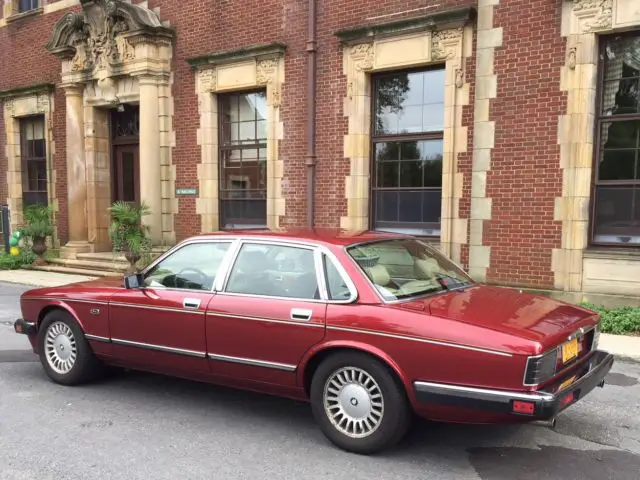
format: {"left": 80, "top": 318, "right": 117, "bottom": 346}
{"left": 310, "top": 351, "right": 412, "bottom": 454}
{"left": 37, "top": 310, "right": 103, "bottom": 386}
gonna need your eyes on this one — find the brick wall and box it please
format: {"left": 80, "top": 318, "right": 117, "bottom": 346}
{"left": 486, "top": 0, "right": 566, "bottom": 289}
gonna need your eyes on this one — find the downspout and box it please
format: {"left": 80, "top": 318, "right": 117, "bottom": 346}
{"left": 305, "top": 0, "right": 317, "bottom": 228}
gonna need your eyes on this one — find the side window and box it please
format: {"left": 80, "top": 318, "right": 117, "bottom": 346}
{"left": 144, "top": 242, "right": 232, "bottom": 291}
{"left": 323, "top": 254, "right": 352, "bottom": 300}
{"left": 225, "top": 243, "right": 320, "bottom": 299}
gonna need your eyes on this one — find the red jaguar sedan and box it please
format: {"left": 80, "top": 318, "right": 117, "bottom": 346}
{"left": 14, "top": 229, "right": 614, "bottom": 454}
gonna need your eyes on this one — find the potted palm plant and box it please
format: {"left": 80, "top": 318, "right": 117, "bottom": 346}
{"left": 21, "top": 204, "right": 54, "bottom": 266}
{"left": 108, "top": 201, "right": 153, "bottom": 272}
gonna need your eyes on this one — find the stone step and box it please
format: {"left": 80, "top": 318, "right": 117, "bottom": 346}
{"left": 76, "top": 248, "right": 167, "bottom": 264}
{"left": 31, "top": 265, "right": 123, "bottom": 278}
{"left": 47, "top": 257, "right": 130, "bottom": 273}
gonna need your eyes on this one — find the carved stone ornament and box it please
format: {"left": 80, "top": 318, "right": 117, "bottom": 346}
{"left": 271, "top": 87, "right": 282, "bottom": 108}
{"left": 199, "top": 68, "right": 217, "bottom": 93}
{"left": 455, "top": 68, "right": 464, "bottom": 88}
{"left": 256, "top": 58, "right": 278, "bottom": 84}
{"left": 572, "top": 0, "right": 613, "bottom": 32}
{"left": 4, "top": 99, "right": 15, "bottom": 116}
{"left": 567, "top": 47, "right": 577, "bottom": 70}
{"left": 46, "top": 0, "right": 171, "bottom": 76}
{"left": 36, "top": 93, "right": 50, "bottom": 113}
{"left": 432, "top": 27, "right": 463, "bottom": 61}
{"left": 349, "top": 43, "right": 374, "bottom": 72}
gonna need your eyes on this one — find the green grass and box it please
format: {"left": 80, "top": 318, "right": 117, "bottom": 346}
{"left": 581, "top": 302, "right": 640, "bottom": 335}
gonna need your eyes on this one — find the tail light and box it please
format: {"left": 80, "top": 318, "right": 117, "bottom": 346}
{"left": 523, "top": 349, "right": 558, "bottom": 386}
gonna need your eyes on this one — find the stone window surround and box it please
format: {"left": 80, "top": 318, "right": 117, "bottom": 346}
{"left": 1, "top": 83, "right": 59, "bottom": 246}
{"left": 335, "top": 7, "right": 475, "bottom": 264}
{"left": 556, "top": 0, "right": 640, "bottom": 299}
{"left": 189, "top": 43, "right": 286, "bottom": 233}
{"left": 1, "top": 0, "right": 80, "bottom": 25}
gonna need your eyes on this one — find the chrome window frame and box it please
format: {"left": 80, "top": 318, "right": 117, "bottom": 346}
{"left": 137, "top": 238, "right": 238, "bottom": 295}
{"left": 214, "top": 237, "right": 359, "bottom": 304}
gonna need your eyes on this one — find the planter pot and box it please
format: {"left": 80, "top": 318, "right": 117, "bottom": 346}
{"left": 31, "top": 237, "right": 48, "bottom": 266}
{"left": 124, "top": 251, "right": 141, "bottom": 268}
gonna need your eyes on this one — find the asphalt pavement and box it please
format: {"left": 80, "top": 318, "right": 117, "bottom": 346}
{"left": 1, "top": 281, "right": 639, "bottom": 479}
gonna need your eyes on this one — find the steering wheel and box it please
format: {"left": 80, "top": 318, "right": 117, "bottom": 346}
{"left": 178, "top": 267, "right": 210, "bottom": 288}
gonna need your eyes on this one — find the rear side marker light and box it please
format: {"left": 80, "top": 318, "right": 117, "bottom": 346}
{"left": 512, "top": 400, "right": 536, "bottom": 415}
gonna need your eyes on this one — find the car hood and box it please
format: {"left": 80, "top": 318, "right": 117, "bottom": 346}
{"left": 22, "top": 276, "right": 125, "bottom": 299}
{"left": 424, "top": 285, "right": 597, "bottom": 345}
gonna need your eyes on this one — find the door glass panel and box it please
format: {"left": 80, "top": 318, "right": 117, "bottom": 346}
{"left": 225, "top": 243, "right": 320, "bottom": 299}
{"left": 144, "top": 242, "right": 233, "bottom": 291}
{"left": 121, "top": 151, "right": 136, "bottom": 202}
{"left": 323, "top": 254, "right": 352, "bottom": 301}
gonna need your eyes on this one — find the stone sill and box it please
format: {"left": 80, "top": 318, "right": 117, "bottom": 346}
{"left": 583, "top": 248, "right": 640, "bottom": 261}
{"left": 5, "top": 7, "right": 43, "bottom": 24}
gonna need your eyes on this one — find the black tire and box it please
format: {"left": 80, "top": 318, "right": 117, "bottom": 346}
{"left": 309, "top": 351, "right": 412, "bottom": 454}
{"left": 37, "top": 310, "right": 103, "bottom": 386}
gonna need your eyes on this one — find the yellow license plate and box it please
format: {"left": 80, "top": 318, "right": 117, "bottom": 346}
{"left": 561, "top": 338, "right": 579, "bottom": 363}
{"left": 559, "top": 375, "right": 577, "bottom": 391}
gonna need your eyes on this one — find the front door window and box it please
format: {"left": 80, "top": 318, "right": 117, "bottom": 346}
{"left": 144, "top": 241, "right": 233, "bottom": 291}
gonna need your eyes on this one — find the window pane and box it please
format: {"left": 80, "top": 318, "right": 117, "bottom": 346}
{"left": 323, "top": 254, "right": 351, "bottom": 300}
{"left": 373, "top": 68, "right": 445, "bottom": 136}
{"left": 220, "top": 91, "right": 267, "bottom": 146}
{"left": 144, "top": 242, "right": 232, "bottom": 290}
{"left": 599, "top": 120, "right": 639, "bottom": 180}
{"left": 602, "top": 35, "right": 640, "bottom": 116}
{"left": 221, "top": 199, "right": 266, "bottom": 228}
{"left": 226, "top": 243, "right": 320, "bottom": 299}
{"left": 593, "top": 186, "right": 640, "bottom": 245}
{"left": 372, "top": 190, "right": 441, "bottom": 226}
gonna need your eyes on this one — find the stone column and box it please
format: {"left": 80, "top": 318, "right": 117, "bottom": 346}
{"left": 138, "top": 75, "right": 163, "bottom": 244}
{"left": 60, "top": 85, "right": 91, "bottom": 259}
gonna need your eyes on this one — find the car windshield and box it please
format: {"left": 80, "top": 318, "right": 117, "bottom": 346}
{"left": 346, "top": 238, "right": 473, "bottom": 301}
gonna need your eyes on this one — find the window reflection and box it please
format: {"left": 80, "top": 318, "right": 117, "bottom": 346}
{"left": 594, "top": 34, "right": 640, "bottom": 245}
{"left": 219, "top": 91, "right": 267, "bottom": 229}
{"left": 372, "top": 68, "right": 445, "bottom": 237}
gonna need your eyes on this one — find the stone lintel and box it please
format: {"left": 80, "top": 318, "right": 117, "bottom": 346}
{"left": 187, "top": 43, "right": 287, "bottom": 70}
{"left": 334, "top": 6, "right": 477, "bottom": 45}
{"left": 0, "top": 83, "right": 56, "bottom": 99}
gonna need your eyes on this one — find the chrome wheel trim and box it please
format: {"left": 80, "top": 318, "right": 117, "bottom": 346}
{"left": 44, "top": 321, "right": 78, "bottom": 375}
{"left": 323, "top": 366, "right": 384, "bottom": 439}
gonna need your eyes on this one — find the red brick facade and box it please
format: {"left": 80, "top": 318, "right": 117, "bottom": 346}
{"left": 2, "top": 0, "right": 640, "bottom": 301}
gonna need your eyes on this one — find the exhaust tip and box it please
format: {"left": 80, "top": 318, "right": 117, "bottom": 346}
{"left": 531, "top": 417, "right": 557, "bottom": 429}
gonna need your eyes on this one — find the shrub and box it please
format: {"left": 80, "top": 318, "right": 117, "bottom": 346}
{"left": 0, "top": 249, "right": 36, "bottom": 270}
{"left": 582, "top": 303, "right": 640, "bottom": 335}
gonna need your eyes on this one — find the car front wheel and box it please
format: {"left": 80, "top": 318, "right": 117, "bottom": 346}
{"left": 37, "top": 310, "right": 103, "bottom": 386}
{"left": 310, "top": 351, "right": 412, "bottom": 454}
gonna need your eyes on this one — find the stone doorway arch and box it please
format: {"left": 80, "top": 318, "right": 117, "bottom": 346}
{"left": 47, "top": 0, "right": 176, "bottom": 257}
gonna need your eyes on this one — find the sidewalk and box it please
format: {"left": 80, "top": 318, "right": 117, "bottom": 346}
{"left": 1, "top": 269, "right": 638, "bottom": 362}
{"left": 0, "top": 269, "right": 98, "bottom": 288}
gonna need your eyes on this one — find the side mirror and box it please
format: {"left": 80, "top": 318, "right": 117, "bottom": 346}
{"left": 124, "top": 273, "right": 144, "bottom": 289}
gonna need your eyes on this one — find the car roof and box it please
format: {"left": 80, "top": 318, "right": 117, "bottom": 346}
{"left": 186, "top": 228, "right": 410, "bottom": 247}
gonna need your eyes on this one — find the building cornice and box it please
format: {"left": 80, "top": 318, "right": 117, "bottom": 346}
{"left": 0, "top": 83, "right": 56, "bottom": 99}
{"left": 187, "top": 42, "right": 287, "bottom": 69}
{"left": 334, "top": 6, "right": 476, "bottom": 45}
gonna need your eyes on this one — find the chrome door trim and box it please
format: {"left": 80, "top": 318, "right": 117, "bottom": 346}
{"left": 208, "top": 353, "right": 297, "bottom": 372}
{"left": 206, "top": 311, "right": 324, "bottom": 328}
{"left": 84, "top": 334, "right": 111, "bottom": 343}
{"left": 111, "top": 338, "right": 206, "bottom": 358}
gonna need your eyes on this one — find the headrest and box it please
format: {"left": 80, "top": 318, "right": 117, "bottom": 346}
{"left": 365, "top": 264, "right": 390, "bottom": 286}
{"left": 414, "top": 258, "right": 439, "bottom": 279}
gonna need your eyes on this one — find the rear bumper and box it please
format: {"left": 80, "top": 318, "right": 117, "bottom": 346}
{"left": 14, "top": 318, "right": 37, "bottom": 336}
{"left": 413, "top": 350, "right": 614, "bottom": 421}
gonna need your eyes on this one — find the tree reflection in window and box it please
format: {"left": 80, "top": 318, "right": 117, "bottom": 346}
{"left": 371, "top": 68, "right": 445, "bottom": 237}
{"left": 594, "top": 33, "right": 640, "bottom": 246}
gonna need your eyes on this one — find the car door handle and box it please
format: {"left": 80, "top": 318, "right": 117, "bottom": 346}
{"left": 183, "top": 298, "right": 201, "bottom": 310}
{"left": 290, "top": 308, "right": 313, "bottom": 322}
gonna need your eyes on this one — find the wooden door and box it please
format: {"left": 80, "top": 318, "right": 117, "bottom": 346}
{"left": 113, "top": 144, "right": 140, "bottom": 203}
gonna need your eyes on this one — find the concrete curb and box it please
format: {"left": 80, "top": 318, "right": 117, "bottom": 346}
{"left": 600, "top": 333, "right": 640, "bottom": 363}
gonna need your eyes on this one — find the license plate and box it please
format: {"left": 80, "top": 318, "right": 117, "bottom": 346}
{"left": 562, "top": 338, "right": 579, "bottom": 363}
{"left": 559, "top": 375, "right": 577, "bottom": 391}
